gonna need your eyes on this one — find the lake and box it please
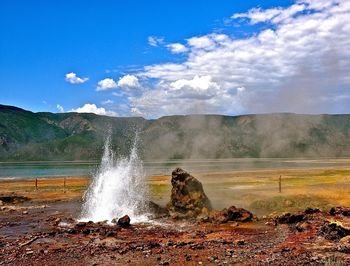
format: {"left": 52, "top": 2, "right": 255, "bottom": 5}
{"left": 1, "top": 158, "right": 350, "bottom": 179}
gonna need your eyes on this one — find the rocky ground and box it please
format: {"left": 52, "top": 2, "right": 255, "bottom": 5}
{"left": 1, "top": 200, "right": 350, "bottom": 265}
{"left": 1, "top": 168, "right": 350, "bottom": 265}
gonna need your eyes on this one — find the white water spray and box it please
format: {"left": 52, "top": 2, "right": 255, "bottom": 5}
{"left": 80, "top": 135, "right": 149, "bottom": 223}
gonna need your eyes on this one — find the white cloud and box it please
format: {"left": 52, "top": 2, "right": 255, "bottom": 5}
{"left": 231, "top": 4, "right": 307, "bottom": 25}
{"left": 96, "top": 78, "right": 118, "bottom": 91}
{"left": 187, "top": 36, "right": 216, "bottom": 50}
{"left": 125, "top": 0, "right": 350, "bottom": 117}
{"left": 169, "top": 75, "right": 220, "bottom": 99}
{"left": 71, "top": 103, "right": 118, "bottom": 117}
{"left": 56, "top": 104, "right": 64, "bottom": 113}
{"left": 65, "top": 72, "right": 89, "bottom": 84}
{"left": 148, "top": 36, "right": 164, "bottom": 47}
{"left": 117, "top": 74, "right": 140, "bottom": 90}
{"left": 101, "top": 99, "right": 113, "bottom": 105}
{"left": 166, "top": 43, "right": 188, "bottom": 54}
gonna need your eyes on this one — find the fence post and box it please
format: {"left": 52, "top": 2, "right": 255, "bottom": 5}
{"left": 279, "top": 175, "right": 282, "bottom": 193}
{"left": 63, "top": 178, "right": 66, "bottom": 193}
{"left": 35, "top": 178, "right": 38, "bottom": 190}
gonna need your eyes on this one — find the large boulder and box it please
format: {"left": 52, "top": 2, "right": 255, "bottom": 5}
{"left": 167, "top": 168, "right": 212, "bottom": 219}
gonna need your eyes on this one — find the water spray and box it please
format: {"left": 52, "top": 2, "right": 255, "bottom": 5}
{"left": 80, "top": 134, "right": 149, "bottom": 223}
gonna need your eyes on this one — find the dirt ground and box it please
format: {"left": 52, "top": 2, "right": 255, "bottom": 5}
{"left": 1, "top": 200, "right": 350, "bottom": 265}
{"left": 1, "top": 168, "right": 350, "bottom": 265}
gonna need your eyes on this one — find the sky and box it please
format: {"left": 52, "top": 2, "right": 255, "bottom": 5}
{"left": 0, "top": 0, "right": 349, "bottom": 118}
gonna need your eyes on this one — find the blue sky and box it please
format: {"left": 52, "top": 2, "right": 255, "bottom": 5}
{"left": 1, "top": 0, "right": 349, "bottom": 117}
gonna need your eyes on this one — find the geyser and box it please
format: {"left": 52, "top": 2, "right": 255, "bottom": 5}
{"left": 80, "top": 135, "right": 148, "bottom": 223}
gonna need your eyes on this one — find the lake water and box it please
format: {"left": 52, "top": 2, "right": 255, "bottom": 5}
{"left": 1, "top": 158, "right": 350, "bottom": 179}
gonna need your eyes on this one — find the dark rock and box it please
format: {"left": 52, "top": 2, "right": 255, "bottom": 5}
{"left": 276, "top": 213, "right": 305, "bottom": 224}
{"left": 67, "top": 229, "right": 77, "bottom": 234}
{"left": 227, "top": 206, "right": 253, "bottom": 222}
{"left": 320, "top": 222, "right": 350, "bottom": 241}
{"left": 296, "top": 222, "right": 311, "bottom": 232}
{"left": 225, "top": 249, "right": 234, "bottom": 256}
{"left": 82, "top": 229, "right": 90, "bottom": 235}
{"left": 118, "top": 215, "right": 131, "bottom": 227}
{"left": 208, "top": 206, "right": 253, "bottom": 223}
{"left": 304, "top": 208, "right": 320, "bottom": 214}
{"left": 330, "top": 207, "right": 350, "bottom": 216}
{"left": 75, "top": 222, "right": 87, "bottom": 228}
{"left": 236, "top": 240, "right": 245, "bottom": 245}
{"left": 0, "top": 195, "right": 30, "bottom": 204}
{"left": 146, "top": 201, "right": 169, "bottom": 218}
{"left": 167, "top": 168, "right": 212, "bottom": 219}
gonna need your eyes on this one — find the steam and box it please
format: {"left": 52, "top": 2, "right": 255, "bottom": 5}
{"left": 80, "top": 134, "right": 148, "bottom": 223}
{"left": 140, "top": 113, "right": 350, "bottom": 160}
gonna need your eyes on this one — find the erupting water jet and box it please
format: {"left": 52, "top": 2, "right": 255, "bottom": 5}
{"left": 80, "top": 135, "right": 148, "bottom": 223}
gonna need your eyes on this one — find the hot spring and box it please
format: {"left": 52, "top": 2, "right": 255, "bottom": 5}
{"left": 80, "top": 136, "right": 149, "bottom": 223}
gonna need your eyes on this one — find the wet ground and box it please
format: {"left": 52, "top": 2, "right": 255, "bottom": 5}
{"left": 1, "top": 200, "right": 350, "bottom": 265}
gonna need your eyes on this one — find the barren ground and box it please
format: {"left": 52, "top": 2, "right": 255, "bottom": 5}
{"left": 1, "top": 167, "right": 350, "bottom": 265}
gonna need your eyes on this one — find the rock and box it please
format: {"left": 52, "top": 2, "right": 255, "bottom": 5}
{"left": 185, "top": 254, "right": 192, "bottom": 261}
{"left": 75, "top": 222, "right": 87, "bottom": 228}
{"left": 167, "top": 168, "right": 212, "bottom": 219}
{"left": 276, "top": 213, "right": 305, "bottom": 224}
{"left": 236, "top": 240, "right": 245, "bottom": 245}
{"left": 319, "top": 222, "right": 350, "bottom": 241}
{"left": 208, "top": 206, "right": 253, "bottom": 223}
{"left": 118, "top": 215, "right": 131, "bottom": 227}
{"left": 0, "top": 200, "right": 3, "bottom": 206}
{"left": 330, "top": 206, "right": 350, "bottom": 216}
{"left": 304, "top": 207, "right": 320, "bottom": 214}
{"left": 226, "top": 206, "right": 253, "bottom": 222}
{"left": 22, "top": 211, "right": 28, "bottom": 215}
{"left": 145, "top": 201, "right": 169, "bottom": 218}
{"left": 225, "top": 249, "right": 234, "bottom": 257}
{"left": 53, "top": 218, "right": 61, "bottom": 226}
{"left": 0, "top": 195, "right": 30, "bottom": 204}
{"left": 296, "top": 222, "right": 311, "bottom": 232}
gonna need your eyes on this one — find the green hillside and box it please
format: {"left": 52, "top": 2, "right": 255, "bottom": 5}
{"left": 1, "top": 104, "right": 350, "bottom": 161}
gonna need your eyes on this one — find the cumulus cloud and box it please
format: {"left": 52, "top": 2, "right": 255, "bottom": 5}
{"left": 187, "top": 36, "right": 216, "bottom": 50}
{"left": 148, "top": 36, "right": 164, "bottom": 47}
{"left": 71, "top": 103, "right": 118, "bottom": 116}
{"left": 56, "top": 104, "right": 64, "bottom": 113}
{"left": 117, "top": 74, "right": 140, "bottom": 90}
{"left": 166, "top": 43, "right": 189, "bottom": 54}
{"left": 96, "top": 78, "right": 117, "bottom": 91}
{"left": 125, "top": 0, "right": 350, "bottom": 117}
{"left": 65, "top": 72, "right": 89, "bottom": 84}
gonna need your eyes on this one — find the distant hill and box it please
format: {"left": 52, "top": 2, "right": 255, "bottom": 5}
{"left": 1, "top": 104, "right": 350, "bottom": 161}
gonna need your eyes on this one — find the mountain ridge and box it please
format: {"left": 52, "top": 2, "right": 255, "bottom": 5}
{"left": 1, "top": 104, "right": 350, "bottom": 161}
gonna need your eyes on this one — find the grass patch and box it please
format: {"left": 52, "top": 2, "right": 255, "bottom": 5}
{"left": 249, "top": 194, "right": 330, "bottom": 214}
{"left": 149, "top": 184, "right": 170, "bottom": 196}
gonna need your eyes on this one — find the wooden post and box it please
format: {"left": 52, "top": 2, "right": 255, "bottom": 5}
{"left": 63, "top": 178, "right": 66, "bottom": 193}
{"left": 279, "top": 175, "right": 282, "bottom": 193}
{"left": 35, "top": 178, "right": 38, "bottom": 190}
